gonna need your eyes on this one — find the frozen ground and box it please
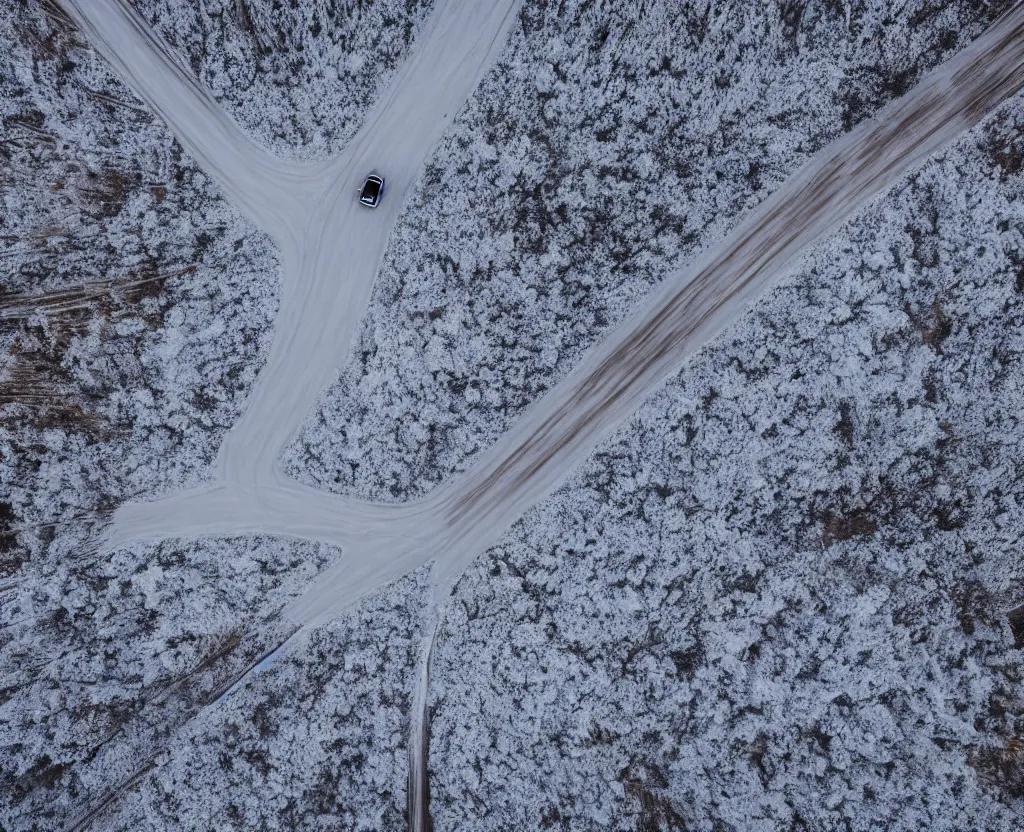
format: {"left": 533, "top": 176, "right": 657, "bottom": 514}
{"left": 133, "top": 0, "right": 435, "bottom": 160}
{"left": 2, "top": 0, "right": 1023, "bottom": 829}
{"left": 428, "top": 87, "right": 1024, "bottom": 830}
{"left": 286, "top": 0, "right": 1011, "bottom": 502}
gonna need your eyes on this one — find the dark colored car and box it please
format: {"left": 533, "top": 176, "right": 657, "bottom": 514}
{"left": 359, "top": 173, "right": 385, "bottom": 208}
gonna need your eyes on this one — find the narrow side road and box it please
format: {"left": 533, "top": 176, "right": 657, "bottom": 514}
{"left": 64, "top": 0, "right": 311, "bottom": 236}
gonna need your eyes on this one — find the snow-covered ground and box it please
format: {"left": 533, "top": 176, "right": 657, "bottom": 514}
{"left": 286, "top": 0, "right": 1007, "bottom": 503}
{"left": 133, "top": 0, "right": 435, "bottom": 160}
{"left": 427, "top": 87, "right": 1024, "bottom": 830}
{"left": 2, "top": 0, "right": 1023, "bottom": 829}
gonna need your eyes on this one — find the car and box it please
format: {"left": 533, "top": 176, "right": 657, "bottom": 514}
{"left": 358, "top": 173, "right": 385, "bottom": 208}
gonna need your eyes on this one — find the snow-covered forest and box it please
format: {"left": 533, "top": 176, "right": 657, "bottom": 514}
{"left": 134, "top": 0, "right": 436, "bottom": 159}
{"left": 287, "top": 0, "right": 1007, "bottom": 503}
{"left": 2, "top": 1, "right": 1023, "bottom": 830}
{"left": 425, "top": 86, "right": 1024, "bottom": 830}
{"left": 0, "top": 2, "right": 307, "bottom": 827}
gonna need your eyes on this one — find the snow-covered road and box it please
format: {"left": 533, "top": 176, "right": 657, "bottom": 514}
{"left": 68, "top": 1, "right": 1024, "bottom": 627}
{"left": 65, "top": 0, "right": 524, "bottom": 599}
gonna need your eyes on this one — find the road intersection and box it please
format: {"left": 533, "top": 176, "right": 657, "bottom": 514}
{"left": 66, "top": 0, "right": 1024, "bottom": 630}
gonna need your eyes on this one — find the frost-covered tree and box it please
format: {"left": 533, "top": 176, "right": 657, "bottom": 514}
{"left": 288, "top": 0, "right": 1015, "bottom": 504}
{"left": 133, "top": 0, "right": 436, "bottom": 159}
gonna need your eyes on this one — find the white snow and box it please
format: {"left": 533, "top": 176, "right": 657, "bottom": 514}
{"left": 3, "top": 0, "right": 1024, "bottom": 828}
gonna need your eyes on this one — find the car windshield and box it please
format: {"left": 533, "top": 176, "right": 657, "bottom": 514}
{"left": 362, "top": 179, "right": 380, "bottom": 200}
